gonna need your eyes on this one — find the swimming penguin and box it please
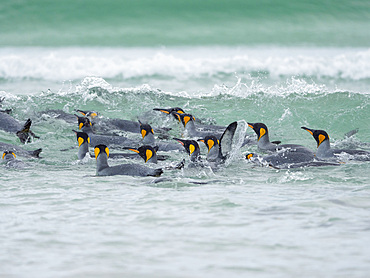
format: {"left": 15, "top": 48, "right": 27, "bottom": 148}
{"left": 154, "top": 107, "right": 226, "bottom": 132}
{"left": 2, "top": 151, "right": 28, "bottom": 168}
{"left": 248, "top": 122, "right": 312, "bottom": 153}
{"left": 173, "top": 138, "right": 202, "bottom": 163}
{"left": 0, "top": 112, "right": 39, "bottom": 143}
{"left": 198, "top": 121, "right": 238, "bottom": 163}
{"left": 126, "top": 145, "right": 159, "bottom": 164}
{"left": 73, "top": 130, "right": 90, "bottom": 160}
{"left": 301, "top": 127, "right": 370, "bottom": 161}
{"left": 246, "top": 151, "right": 340, "bottom": 169}
{"left": 172, "top": 112, "right": 225, "bottom": 139}
{"left": 139, "top": 121, "right": 184, "bottom": 152}
{"left": 77, "top": 116, "right": 139, "bottom": 149}
{"left": 0, "top": 141, "right": 42, "bottom": 158}
{"left": 73, "top": 130, "right": 144, "bottom": 161}
{"left": 76, "top": 109, "right": 99, "bottom": 119}
{"left": 94, "top": 144, "right": 163, "bottom": 177}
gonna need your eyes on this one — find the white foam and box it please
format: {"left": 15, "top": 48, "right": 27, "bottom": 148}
{"left": 1, "top": 46, "right": 369, "bottom": 81}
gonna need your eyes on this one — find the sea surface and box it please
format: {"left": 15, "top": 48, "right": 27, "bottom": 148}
{"left": 1, "top": 1, "right": 370, "bottom": 277}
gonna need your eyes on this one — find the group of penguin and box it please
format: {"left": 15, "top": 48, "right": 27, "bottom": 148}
{"left": 1, "top": 96, "right": 370, "bottom": 178}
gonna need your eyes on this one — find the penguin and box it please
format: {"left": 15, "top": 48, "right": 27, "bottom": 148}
{"left": 77, "top": 116, "right": 139, "bottom": 149}
{"left": 301, "top": 127, "right": 370, "bottom": 161}
{"left": 153, "top": 107, "right": 185, "bottom": 120}
{"left": 0, "top": 141, "right": 42, "bottom": 158}
{"left": 248, "top": 122, "right": 312, "bottom": 153}
{"left": 173, "top": 138, "right": 201, "bottom": 163}
{"left": 126, "top": 145, "right": 159, "bottom": 164}
{"left": 94, "top": 144, "right": 163, "bottom": 177}
{"left": 172, "top": 112, "right": 224, "bottom": 139}
{"left": 73, "top": 130, "right": 90, "bottom": 160}
{"left": 154, "top": 107, "right": 226, "bottom": 132}
{"left": 139, "top": 121, "right": 184, "bottom": 152}
{"left": 2, "top": 151, "right": 28, "bottom": 168}
{"left": 0, "top": 112, "right": 39, "bottom": 143}
{"left": 73, "top": 130, "right": 144, "bottom": 161}
{"left": 198, "top": 121, "right": 238, "bottom": 163}
{"left": 76, "top": 109, "right": 99, "bottom": 119}
{"left": 246, "top": 151, "right": 340, "bottom": 169}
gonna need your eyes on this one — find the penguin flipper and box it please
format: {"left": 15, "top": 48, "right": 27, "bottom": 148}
{"left": 219, "top": 121, "right": 237, "bottom": 157}
{"left": 344, "top": 128, "right": 359, "bottom": 138}
{"left": 16, "top": 119, "right": 33, "bottom": 143}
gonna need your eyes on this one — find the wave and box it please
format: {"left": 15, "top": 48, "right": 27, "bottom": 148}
{"left": 0, "top": 47, "right": 370, "bottom": 83}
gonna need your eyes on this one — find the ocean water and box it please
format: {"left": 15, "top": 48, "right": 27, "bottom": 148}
{"left": 1, "top": 1, "right": 370, "bottom": 277}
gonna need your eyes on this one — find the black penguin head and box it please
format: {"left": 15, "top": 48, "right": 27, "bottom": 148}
{"left": 76, "top": 110, "right": 98, "bottom": 119}
{"left": 174, "top": 138, "right": 200, "bottom": 156}
{"left": 75, "top": 115, "right": 91, "bottom": 130}
{"left": 198, "top": 136, "right": 219, "bottom": 153}
{"left": 248, "top": 122, "right": 268, "bottom": 141}
{"left": 139, "top": 121, "right": 154, "bottom": 139}
{"left": 128, "top": 145, "right": 158, "bottom": 163}
{"left": 73, "top": 130, "right": 90, "bottom": 146}
{"left": 153, "top": 107, "right": 185, "bottom": 118}
{"left": 2, "top": 150, "right": 16, "bottom": 161}
{"left": 94, "top": 144, "right": 109, "bottom": 159}
{"left": 172, "top": 112, "right": 195, "bottom": 128}
{"left": 301, "top": 127, "right": 330, "bottom": 147}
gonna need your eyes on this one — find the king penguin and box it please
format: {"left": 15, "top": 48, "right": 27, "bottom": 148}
{"left": 2, "top": 151, "right": 28, "bottom": 168}
{"left": 0, "top": 141, "right": 42, "bottom": 158}
{"left": 139, "top": 121, "right": 184, "bottom": 152}
{"left": 173, "top": 138, "right": 201, "bottom": 163}
{"left": 248, "top": 122, "right": 312, "bottom": 153}
{"left": 301, "top": 127, "right": 370, "bottom": 161}
{"left": 198, "top": 121, "right": 238, "bottom": 164}
{"left": 73, "top": 130, "right": 146, "bottom": 161}
{"left": 126, "top": 145, "right": 159, "bottom": 164}
{"left": 94, "top": 144, "right": 163, "bottom": 177}
{"left": 77, "top": 116, "right": 139, "bottom": 149}
{"left": 0, "top": 112, "right": 39, "bottom": 143}
{"left": 154, "top": 107, "right": 227, "bottom": 132}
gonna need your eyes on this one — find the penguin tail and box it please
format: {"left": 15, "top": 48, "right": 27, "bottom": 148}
{"left": 31, "top": 148, "right": 43, "bottom": 158}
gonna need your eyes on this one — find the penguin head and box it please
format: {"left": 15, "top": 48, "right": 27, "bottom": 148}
{"left": 94, "top": 144, "right": 109, "bottom": 159}
{"left": 73, "top": 130, "right": 90, "bottom": 146}
{"left": 301, "top": 127, "right": 330, "bottom": 147}
{"left": 248, "top": 122, "right": 268, "bottom": 141}
{"left": 138, "top": 121, "right": 154, "bottom": 139}
{"left": 198, "top": 136, "right": 219, "bottom": 153}
{"left": 172, "top": 112, "right": 195, "bottom": 128}
{"left": 245, "top": 153, "right": 255, "bottom": 160}
{"left": 75, "top": 115, "right": 92, "bottom": 130}
{"left": 153, "top": 107, "right": 185, "bottom": 120}
{"left": 76, "top": 110, "right": 99, "bottom": 119}
{"left": 174, "top": 138, "right": 200, "bottom": 156}
{"left": 128, "top": 145, "right": 158, "bottom": 163}
{"left": 2, "top": 151, "right": 16, "bottom": 161}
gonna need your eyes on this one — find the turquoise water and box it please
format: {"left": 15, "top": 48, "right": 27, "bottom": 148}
{"left": 1, "top": 0, "right": 370, "bottom": 47}
{"left": 1, "top": 1, "right": 370, "bottom": 277}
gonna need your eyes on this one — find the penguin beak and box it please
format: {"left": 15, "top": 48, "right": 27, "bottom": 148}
{"left": 153, "top": 108, "right": 171, "bottom": 114}
{"left": 301, "top": 126, "right": 314, "bottom": 136}
{"left": 247, "top": 122, "right": 255, "bottom": 129}
{"left": 173, "top": 138, "right": 185, "bottom": 145}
